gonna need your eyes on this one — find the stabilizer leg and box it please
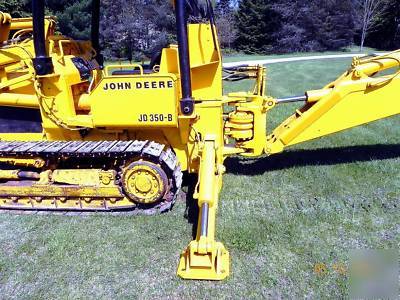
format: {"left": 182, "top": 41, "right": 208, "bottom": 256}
{"left": 177, "top": 138, "right": 229, "bottom": 280}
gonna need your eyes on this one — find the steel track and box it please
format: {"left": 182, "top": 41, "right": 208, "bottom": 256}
{"left": 0, "top": 140, "right": 183, "bottom": 215}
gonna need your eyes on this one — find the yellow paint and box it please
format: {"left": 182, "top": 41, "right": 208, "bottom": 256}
{"left": 0, "top": 11, "right": 399, "bottom": 281}
{"left": 90, "top": 74, "right": 179, "bottom": 128}
{"left": 0, "top": 169, "right": 19, "bottom": 179}
{"left": 178, "top": 137, "right": 229, "bottom": 280}
{"left": 52, "top": 169, "right": 116, "bottom": 186}
{"left": 266, "top": 51, "right": 400, "bottom": 154}
{"left": 122, "top": 162, "right": 166, "bottom": 204}
{"left": 0, "top": 157, "right": 45, "bottom": 168}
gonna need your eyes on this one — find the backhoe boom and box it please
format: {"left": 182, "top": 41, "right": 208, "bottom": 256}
{"left": 224, "top": 51, "right": 400, "bottom": 157}
{"left": 265, "top": 50, "right": 400, "bottom": 155}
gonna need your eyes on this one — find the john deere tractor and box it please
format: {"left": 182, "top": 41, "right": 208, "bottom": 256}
{"left": 0, "top": 0, "right": 398, "bottom": 280}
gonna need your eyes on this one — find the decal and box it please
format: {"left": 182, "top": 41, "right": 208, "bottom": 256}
{"left": 138, "top": 114, "right": 174, "bottom": 122}
{"left": 103, "top": 80, "right": 174, "bottom": 91}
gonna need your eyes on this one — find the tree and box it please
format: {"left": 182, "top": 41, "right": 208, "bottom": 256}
{"left": 100, "top": 0, "right": 175, "bottom": 61}
{"left": 0, "top": 0, "right": 176, "bottom": 60}
{"left": 353, "top": 0, "right": 386, "bottom": 51}
{"left": 215, "top": 0, "right": 237, "bottom": 49}
{"left": 366, "top": 0, "right": 400, "bottom": 50}
{"left": 0, "top": 0, "right": 92, "bottom": 40}
{"left": 235, "top": 0, "right": 280, "bottom": 53}
{"left": 49, "top": 0, "right": 92, "bottom": 40}
{"left": 272, "top": 0, "right": 355, "bottom": 53}
{"left": 309, "top": 0, "right": 355, "bottom": 51}
{"left": 0, "top": 0, "right": 30, "bottom": 18}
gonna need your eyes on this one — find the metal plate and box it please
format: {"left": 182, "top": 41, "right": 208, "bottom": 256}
{"left": 29, "top": 142, "right": 54, "bottom": 153}
{"left": 161, "top": 148, "right": 177, "bottom": 170}
{"left": 60, "top": 141, "right": 87, "bottom": 153}
{"left": 0, "top": 141, "right": 23, "bottom": 152}
{"left": 92, "top": 141, "right": 118, "bottom": 153}
{"left": 143, "top": 141, "right": 164, "bottom": 157}
{"left": 12, "top": 142, "right": 40, "bottom": 153}
{"left": 125, "top": 140, "right": 148, "bottom": 153}
{"left": 108, "top": 141, "right": 133, "bottom": 153}
{"left": 42, "top": 141, "right": 71, "bottom": 153}
{"left": 75, "top": 141, "right": 102, "bottom": 154}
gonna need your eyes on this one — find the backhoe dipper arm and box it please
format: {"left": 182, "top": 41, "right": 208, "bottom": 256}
{"left": 265, "top": 51, "right": 400, "bottom": 155}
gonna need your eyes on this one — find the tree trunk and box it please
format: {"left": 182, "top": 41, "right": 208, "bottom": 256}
{"left": 360, "top": 31, "right": 365, "bottom": 51}
{"left": 360, "top": 20, "right": 367, "bottom": 51}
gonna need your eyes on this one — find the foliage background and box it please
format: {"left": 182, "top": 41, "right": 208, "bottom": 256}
{"left": 0, "top": 0, "right": 398, "bottom": 59}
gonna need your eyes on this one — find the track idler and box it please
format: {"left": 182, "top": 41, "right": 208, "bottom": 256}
{"left": 121, "top": 160, "right": 170, "bottom": 205}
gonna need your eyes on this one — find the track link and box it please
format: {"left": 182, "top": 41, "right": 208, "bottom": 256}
{"left": 0, "top": 140, "right": 183, "bottom": 215}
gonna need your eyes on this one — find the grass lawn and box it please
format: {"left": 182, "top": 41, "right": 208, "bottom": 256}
{"left": 0, "top": 55, "right": 399, "bottom": 299}
{"left": 222, "top": 46, "right": 386, "bottom": 63}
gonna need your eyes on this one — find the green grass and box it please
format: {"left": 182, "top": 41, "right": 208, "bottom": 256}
{"left": 0, "top": 54, "right": 399, "bottom": 299}
{"left": 222, "top": 46, "right": 384, "bottom": 63}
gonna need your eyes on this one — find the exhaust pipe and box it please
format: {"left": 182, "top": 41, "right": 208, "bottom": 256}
{"left": 175, "top": 0, "right": 194, "bottom": 115}
{"left": 32, "top": 0, "right": 53, "bottom": 75}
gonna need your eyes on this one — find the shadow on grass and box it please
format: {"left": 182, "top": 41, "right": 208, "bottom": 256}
{"left": 182, "top": 174, "right": 199, "bottom": 239}
{"left": 183, "top": 144, "right": 399, "bottom": 235}
{"left": 225, "top": 144, "right": 400, "bottom": 175}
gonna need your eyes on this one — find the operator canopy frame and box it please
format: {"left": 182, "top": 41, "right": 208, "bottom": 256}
{"left": 31, "top": 0, "right": 215, "bottom": 115}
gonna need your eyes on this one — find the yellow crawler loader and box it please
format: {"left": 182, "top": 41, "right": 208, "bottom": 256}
{"left": 0, "top": 0, "right": 398, "bottom": 280}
